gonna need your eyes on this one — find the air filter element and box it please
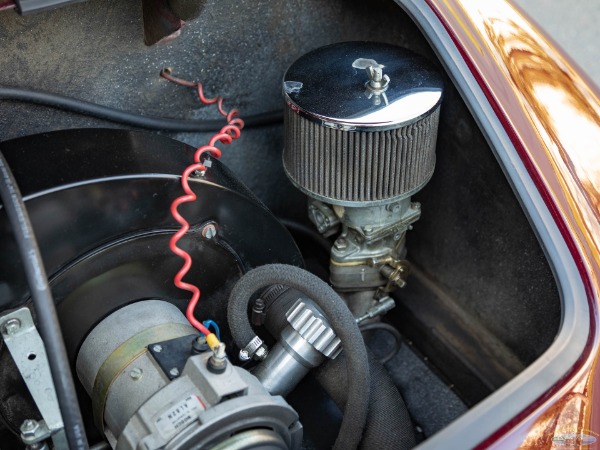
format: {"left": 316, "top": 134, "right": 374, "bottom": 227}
{"left": 283, "top": 42, "right": 443, "bottom": 206}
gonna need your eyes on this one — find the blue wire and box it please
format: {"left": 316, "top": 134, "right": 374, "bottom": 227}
{"left": 202, "top": 320, "right": 221, "bottom": 340}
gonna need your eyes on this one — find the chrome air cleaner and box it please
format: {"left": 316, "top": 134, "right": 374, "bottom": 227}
{"left": 282, "top": 41, "right": 443, "bottom": 206}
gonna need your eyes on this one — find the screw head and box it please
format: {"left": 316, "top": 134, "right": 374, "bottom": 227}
{"left": 362, "top": 225, "right": 374, "bottom": 234}
{"left": 169, "top": 367, "right": 180, "bottom": 377}
{"left": 20, "top": 419, "right": 39, "bottom": 437}
{"left": 152, "top": 344, "right": 162, "bottom": 353}
{"left": 3, "top": 318, "right": 21, "bottom": 336}
{"left": 254, "top": 347, "right": 268, "bottom": 361}
{"left": 129, "top": 368, "right": 143, "bottom": 380}
{"left": 202, "top": 224, "right": 217, "bottom": 239}
{"left": 239, "top": 349, "right": 250, "bottom": 361}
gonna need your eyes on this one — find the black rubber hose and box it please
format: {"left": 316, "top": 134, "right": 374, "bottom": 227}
{"left": 360, "top": 322, "right": 403, "bottom": 364}
{"left": 0, "top": 153, "right": 89, "bottom": 450}
{"left": 227, "top": 264, "right": 370, "bottom": 450}
{"left": 0, "top": 86, "right": 282, "bottom": 131}
{"left": 315, "top": 352, "right": 416, "bottom": 450}
{"left": 262, "top": 288, "right": 415, "bottom": 449}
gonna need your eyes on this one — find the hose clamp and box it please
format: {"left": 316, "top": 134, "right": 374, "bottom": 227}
{"left": 239, "top": 335, "right": 268, "bottom": 361}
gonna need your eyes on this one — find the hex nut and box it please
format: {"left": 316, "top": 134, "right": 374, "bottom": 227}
{"left": 334, "top": 238, "right": 347, "bottom": 250}
{"left": 20, "top": 419, "right": 39, "bottom": 437}
{"left": 2, "top": 318, "right": 21, "bottom": 336}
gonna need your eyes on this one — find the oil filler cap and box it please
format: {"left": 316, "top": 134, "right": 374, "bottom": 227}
{"left": 283, "top": 42, "right": 443, "bottom": 206}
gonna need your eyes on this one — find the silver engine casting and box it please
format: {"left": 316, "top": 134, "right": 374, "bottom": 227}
{"left": 76, "top": 301, "right": 302, "bottom": 450}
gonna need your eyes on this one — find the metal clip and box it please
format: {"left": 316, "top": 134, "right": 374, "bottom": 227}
{"left": 1, "top": 308, "right": 67, "bottom": 449}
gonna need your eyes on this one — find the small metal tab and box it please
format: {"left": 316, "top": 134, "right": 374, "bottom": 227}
{"left": 1, "top": 307, "right": 67, "bottom": 448}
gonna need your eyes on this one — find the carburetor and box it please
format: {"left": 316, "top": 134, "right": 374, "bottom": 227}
{"left": 282, "top": 42, "right": 443, "bottom": 317}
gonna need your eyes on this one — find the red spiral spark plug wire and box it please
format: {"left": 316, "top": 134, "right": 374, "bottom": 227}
{"left": 161, "top": 68, "right": 244, "bottom": 335}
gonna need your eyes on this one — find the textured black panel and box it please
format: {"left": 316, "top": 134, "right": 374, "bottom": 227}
{"left": 283, "top": 106, "right": 439, "bottom": 204}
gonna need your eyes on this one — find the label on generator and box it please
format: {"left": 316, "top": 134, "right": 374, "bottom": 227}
{"left": 155, "top": 394, "right": 205, "bottom": 439}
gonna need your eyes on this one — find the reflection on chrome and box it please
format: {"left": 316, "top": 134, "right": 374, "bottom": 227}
{"left": 283, "top": 42, "right": 443, "bottom": 131}
{"left": 442, "top": 0, "right": 600, "bottom": 447}
{"left": 344, "top": 90, "right": 441, "bottom": 125}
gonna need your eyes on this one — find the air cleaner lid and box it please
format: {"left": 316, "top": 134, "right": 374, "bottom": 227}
{"left": 283, "top": 41, "right": 443, "bottom": 132}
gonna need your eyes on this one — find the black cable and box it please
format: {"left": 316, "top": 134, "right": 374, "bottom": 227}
{"left": 277, "top": 218, "right": 332, "bottom": 255}
{"left": 0, "top": 152, "right": 89, "bottom": 450}
{"left": 359, "top": 322, "right": 402, "bottom": 364}
{"left": 0, "top": 86, "right": 283, "bottom": 132}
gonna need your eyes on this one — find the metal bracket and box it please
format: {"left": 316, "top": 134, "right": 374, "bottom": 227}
{"left": 148, "top": 334, "right": 200, "bottom": 380}
{"left": 0, "top": 307, "right": 66, "bottom": 448}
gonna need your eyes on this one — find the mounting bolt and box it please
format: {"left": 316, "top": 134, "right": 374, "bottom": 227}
{"left": 129, "top": 368, "right": 143, "bottom": 380}
{"left": 362, "top": 225, "right": 374, "bottom": 234}
{"left": 2, "top": 318, "right": 21, "bottom": 336}
{"left": 169, "top": 367, "right": 180, "bottom": 377}
{"left": 20, "top": 419, "right": 39, "bottom": 437}
{"left": 207, "top": 343, "right": 228, "bottom": 374}
{"left": 152, "top": 344, "right": 162, "bottom": 353}
{"left": 251, "top": 298, "right": 267, "bottom": 326}
{"left": 202, "top": 224, "right": 218, "bottom": 239}
{"left": 334, "top": 237, "right": 347, "bottom": 250}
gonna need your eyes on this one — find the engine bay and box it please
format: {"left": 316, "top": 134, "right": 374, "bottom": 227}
{"left": 0, "top": 1, "right": 562, "bottom": 449}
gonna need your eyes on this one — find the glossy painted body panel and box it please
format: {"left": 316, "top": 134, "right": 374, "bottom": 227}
{"left": 424, "top": 0, "right": 600, "bottom": 448}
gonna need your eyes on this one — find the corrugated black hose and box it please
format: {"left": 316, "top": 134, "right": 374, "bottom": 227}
{"left": 0, "top": 152, "right": 89, "bottom": 450}
{"left": 0, "top": 86, "right": 282, "bottom": 131}
{"left": 259, "top": 286, "right": 416, "bottom": 450}
{"left": 227, "top": 264, "right": 370, "bottom": 450}
{"left": 314, "top": 352, "right": 416, "bottom": 450}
